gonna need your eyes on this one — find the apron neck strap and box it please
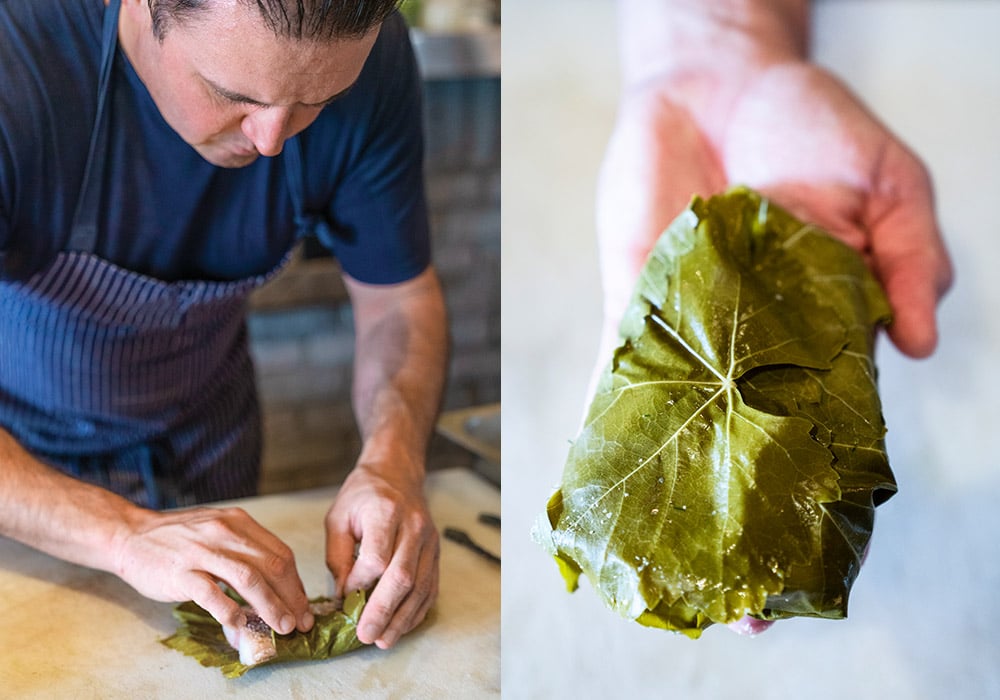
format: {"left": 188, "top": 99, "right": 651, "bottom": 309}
{"left": 68, "top": 0, "right": 122, "bottom": 252}
{"left": 283, "top": 135, "right": 336, "bottom": 246}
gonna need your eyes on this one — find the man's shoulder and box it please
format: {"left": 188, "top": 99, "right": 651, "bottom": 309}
{"left": 0, "top": 0, "right": 103, "bottom": 111}
{"left": 0, "top": 0, "right": 102, "bottom": 139}
{"left": 0, "top": 0, "right": 103, "bottom": 224}
{"left": 366, "top": 12, "right": 419, "bottom": 84}
{"left": 312, "top": 13, "right": 419, "bottom": 126}
{"left": 0, "top": 0, "right": 102, "bottom": 40}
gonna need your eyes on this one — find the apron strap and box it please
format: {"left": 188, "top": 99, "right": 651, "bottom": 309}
{"left": 68, "top": 0, "right": 122, "bottom": 253}
{"left": 283, "top": 135, "right": 338, "bottom": 248}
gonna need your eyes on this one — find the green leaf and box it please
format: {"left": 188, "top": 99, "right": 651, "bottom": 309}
{"left": 537, "top": 187, "right": 895, "bottom": 636}
{"left": 160, "top": 590, "right": 368, "bottom": 678}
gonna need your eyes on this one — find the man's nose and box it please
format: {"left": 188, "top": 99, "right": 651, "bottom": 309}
{"left": 242, "top": 107, "right": 294, "bottom": 157}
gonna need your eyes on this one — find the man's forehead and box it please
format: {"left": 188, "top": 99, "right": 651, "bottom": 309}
{"left": 161, "top": 0, "right": 391, "bottom": 41}
{"left": 170, "top": 11, "right": 379, "bottom": 108}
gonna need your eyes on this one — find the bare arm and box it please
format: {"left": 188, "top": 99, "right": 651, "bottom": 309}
{"left": 324, "top": 265, "right": 448, "bottom": 649}
{"left": 350, "top": 265, "right": 447, "bottom": 485}
{"left": 0, "top": 428, "right": 140, "bottom": 572}
{"left": 0, "top": 428, "right": 312, "bottom": 635}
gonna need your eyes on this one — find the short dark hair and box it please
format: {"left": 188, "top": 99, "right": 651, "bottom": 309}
{"left": 147, "top": 0, "right": 400, "bottom": 41}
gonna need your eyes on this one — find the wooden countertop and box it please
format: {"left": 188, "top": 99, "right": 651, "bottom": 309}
{"left": 0, "top": 468, "right": 499, "bottom": 698}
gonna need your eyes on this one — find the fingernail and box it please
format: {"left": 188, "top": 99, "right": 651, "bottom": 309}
{"left": 361, "top": 624, "right": 379, "bottom": 643}
{"left": 300, "top": 611, "right": 315, "bottom": 631}
{"left": 279, "top": 614, "right": 295, "bottom": 634}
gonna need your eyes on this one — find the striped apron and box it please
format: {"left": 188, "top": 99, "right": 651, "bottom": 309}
{"left": 0, "top": 0, "right": 324, "bottom": 508}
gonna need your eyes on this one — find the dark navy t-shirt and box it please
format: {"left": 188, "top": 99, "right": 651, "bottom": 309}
{"left": 0, "top": 0, "right": 429, "bottom": 284}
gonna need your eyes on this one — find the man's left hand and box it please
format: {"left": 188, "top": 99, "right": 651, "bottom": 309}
{"left": 324, "top": 461, "right": 439, "bottom": 649}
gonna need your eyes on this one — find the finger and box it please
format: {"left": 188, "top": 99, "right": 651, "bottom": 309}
{"left": 208, "top": 552, "right": 306, "bottom": 635}
{"left": 343, "top": 511, "right": 401, "bottom": 596}
{"left": 727, "top": 615, "right": 774, "bottom": 636}
{"left": 195, "top": 515, "right": 309, "bottom": 634}
{"left": 878, "top": 230, "right": 952, "bottom": 358}
{"left": 325, "top": 509, "right": 360, "bottom": 602}
{"left": 754, "top": 182, "right": 870, "bottom": 254}
{"left": 257, "top": 544, "right": 313, "bottom": 633}
{"left": 357, "top": 557, "right": 414, "bottom": 646}
{"left": 357, "top": 514, "right": 437, "bottom": 647}
{"left": 881, "top": 252, "right": 946, "bottom": 358}
{"left": 866, "top": 164, "right": 953, "bottom": 358}
{"left": 372, "top": 533, "right": 440, "bottom": 649}
{"left": 184, "top": 571, "right": 246, "bottom": 630}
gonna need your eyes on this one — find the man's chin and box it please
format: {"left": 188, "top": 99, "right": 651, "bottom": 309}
{"left": 195, "top": 144, "right": 260, "bottom": 169}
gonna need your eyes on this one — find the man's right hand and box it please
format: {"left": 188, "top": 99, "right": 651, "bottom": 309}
{"left": 112, "top": 506, "right": 314, "bottom": 634}
{"left": 0, "top": 429, "right": 312, "bottom": 636}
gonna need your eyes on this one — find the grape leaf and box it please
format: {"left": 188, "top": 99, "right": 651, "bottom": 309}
{"left": 536, "top": 188, "right": 895, "bottom": 637}
{"left": 161, "top": 590, "right": 368, "bottom": 678}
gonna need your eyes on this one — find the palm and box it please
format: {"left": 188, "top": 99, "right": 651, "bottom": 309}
{"left": 724, "top": 65, "right": 910, "bottom": 249}
{"left": 597, "top": 63, "right": 951, "bottom": 358}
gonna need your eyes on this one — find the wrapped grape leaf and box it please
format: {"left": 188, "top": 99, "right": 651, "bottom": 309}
{"left": 536, "top": 187, "right": 895, "bottom": 637}
{"left": 161, "top": 590, "right": 368, "bottom": 678}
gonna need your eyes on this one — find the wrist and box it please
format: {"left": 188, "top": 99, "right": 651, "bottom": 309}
{"left": 107, "top": 501, "right": 158, "bottom": 579}
{"left": 620, "top": 0, "right": 809, "bottom": 87}
{"left": 619, "top": 0, "right": 810, "bottom": 139}
{"left": 353, "top": 435, "right": 426, "bottom": 490}
{"left": 0, "top": 429, "right": 157, "bottom": 576}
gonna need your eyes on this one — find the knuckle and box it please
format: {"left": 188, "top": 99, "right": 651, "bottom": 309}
{"left": 411, "top": 597, "right": 433, "bottom": 628}
{"left": 385, "top": 568, "right": 415, "bottom": 596}
{"left": 373, "top": 498, "right": 403, "bottom": 523}
{"left": 263, "top": 549, "right": 295, "bottom": 579}
{"left": 411, "top": 577, "right": 436, "bottom": 607}
{"left": 356, "top": 551, "right": 391, "bottom": 576}
{"left": 365, "top": 599, "right": 394, "bottom": 624}
{"left": 407, "top": 509, "right": 434, "bottom": 533}
{"left": 230, "top": 562, "right": 263, "bottom": 591}
{"left": 201, "top": 513, "right": 239, "bottom": 539}
{"left": 220, "top": 506, "right": 250, "bottom": 520}
{"left": 184, "top": 576, "right": 216, "bottom": 605}
{"left": 209, "top": 507, "right": 253, "bottom": 532}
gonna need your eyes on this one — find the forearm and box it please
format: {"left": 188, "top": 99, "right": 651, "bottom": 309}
{"left": 0, "top": 428, "right": 145, "bottom": 573}
{"left": 346, "top": 266, "right": 448, "bottom": 484}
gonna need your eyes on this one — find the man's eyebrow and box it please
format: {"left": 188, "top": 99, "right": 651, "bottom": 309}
{"left": 307, "top": 84, "right": 354, "bottom": 107}
{"left": 205, "top": 78, "right": 354, "bottom": 108}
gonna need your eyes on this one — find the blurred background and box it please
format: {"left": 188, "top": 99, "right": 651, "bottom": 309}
{"left": 502, "top": 1, "right": 1000, "bottom": 698}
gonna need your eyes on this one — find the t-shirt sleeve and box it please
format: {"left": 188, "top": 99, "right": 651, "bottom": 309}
{"left": 323, "top": 13, "right": 431, "bottom": 285}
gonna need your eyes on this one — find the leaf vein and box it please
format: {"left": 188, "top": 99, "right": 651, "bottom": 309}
{"left": 565, "top": 386, "right": 727, "bottom": 536}
{"left": 650, "top": 313, "right": 726, "bottom": 382}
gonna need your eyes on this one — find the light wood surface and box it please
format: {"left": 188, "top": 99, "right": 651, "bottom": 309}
{"left": 0, "top": 468, "right": 500, "bottom": 698}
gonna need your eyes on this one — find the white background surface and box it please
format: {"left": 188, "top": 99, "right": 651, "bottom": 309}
{"left": 501, "top": 2, "right": 1000, "bottom": 698}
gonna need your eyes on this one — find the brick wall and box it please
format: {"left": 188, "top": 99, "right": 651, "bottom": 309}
{"left": 248, "top": 74, "right": 500, "bottom": 494}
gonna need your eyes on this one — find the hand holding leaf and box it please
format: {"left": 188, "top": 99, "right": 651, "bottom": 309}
{"left": 537, "top": 188, "right": 895, "bottom": 637}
